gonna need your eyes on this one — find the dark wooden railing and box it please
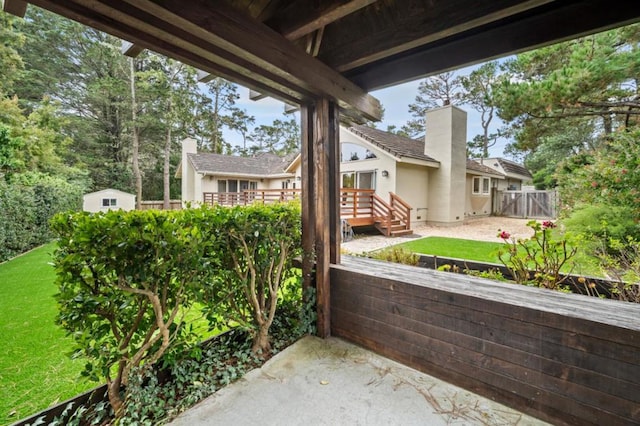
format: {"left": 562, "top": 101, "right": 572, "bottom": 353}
{"left": 332, "top": 256, "right": 640, "bottom": 426}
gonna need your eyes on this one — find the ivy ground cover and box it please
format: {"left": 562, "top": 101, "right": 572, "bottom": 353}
{"left": 0, "top": 243, "right": 93, "bottom": 425}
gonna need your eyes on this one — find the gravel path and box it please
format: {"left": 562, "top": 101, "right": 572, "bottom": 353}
{"left": 341, "top": 216, "right": 535, "bottom": 255}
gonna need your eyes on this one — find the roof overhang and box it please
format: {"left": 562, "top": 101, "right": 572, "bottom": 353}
{"left": 201, "top": 171, "right": 295, "bottom": 180}
{"left": 5, "top": 1, "right": 640, "bottom": 121}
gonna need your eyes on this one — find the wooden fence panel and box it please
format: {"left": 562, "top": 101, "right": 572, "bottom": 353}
{"left": 331, "top": 256, "right": 640, "bottom": 426}
{"left": 496, "top": 190, "right": 557, "bottom": 219}
{"left": 139, "top": 200, "right": 182, "bottom": 210}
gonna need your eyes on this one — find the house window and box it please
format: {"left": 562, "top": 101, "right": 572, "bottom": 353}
{"left": 341, "top": 171, "right": 376, "bottom": 190}
{"left": 342, "top": 172, "right": 355, "bottom": 188}
{"left": 102, "top": 198, "right": 117, "bottom": 207}
{"left": 218, "top": 179, "right": 258, "bottom": 192}
{"left": 340, "top": 142, "right": 376, "bottom": 162}
{"left": 472, "top": 177, "right": 491, "bottom": 195}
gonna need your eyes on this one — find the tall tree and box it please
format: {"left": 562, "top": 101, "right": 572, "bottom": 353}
{"left": 493, "top": 23, "right": 640, "bottom": 186}
{"left": 460, "top": 61, "right": 502, "bottom": 158}
{"left": 249, "top": 116, "right": 300, "bottom": 155}
{"left": 196, "top": 78, "right": 242, "bottom": 154}
{"left": 0, "top": 13, "right": 24, "bottom": 96}
{"left": 402, "top": 72, "right": 464, "bottom": 137}
{"left": 129, "top": 57, "right": 142, "bottom": 209}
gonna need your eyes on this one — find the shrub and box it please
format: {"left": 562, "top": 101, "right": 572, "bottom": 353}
{"left": 369, "top": 246, "right": 419, "bottom": 266}
{"left": 595, "top": 238, "right": 640, "bottom": 303}
{"left": 203, "top": 202, "right": 302, "bottom": 354}
{"left": 497, "top": 220, "right": 578, "bottom": 290}
{"left": 0, "top": 172, "right": 84, "bottom": 261}
{"left": 562, "top": 203, "right": 640, "bottom": 254}
{"left": 51, "top": 208, "right": 217, "bottom": 416}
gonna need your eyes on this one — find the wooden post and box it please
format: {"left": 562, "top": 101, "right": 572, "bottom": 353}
{"left": 300, "top": 104, "right": 315, "bottom": 302}
{"left": 301, "top": 97, "right": 340, "bottom": 338}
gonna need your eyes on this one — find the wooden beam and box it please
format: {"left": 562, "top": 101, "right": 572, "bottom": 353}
{"left": 319, "top": 0, "right": 555, "bottom": 72}
{"left": 346, "top": 0, "right": 640, "bottom": 90}
{"left": 249, "top": 89, "right": 267, "bottom": 101}
{"left": 266, "top": 0, "right": 377, "bottom": 40}
{"left": 284, "top": 103, "right": 299, "bottom": 114}
{"left": 118, "top": 0, "right": 381, "bottom": 121}
{"left": 121, "top": 40, "right": 144, "bottom": 57}
{"left": 27, "top": 0, "right": 310, "bottom": 106}
{"left": 2, "top": 0, "right": 27, "bottom": 17}
{"left": 196, "top": 70, "right": 215, "bottom": 83}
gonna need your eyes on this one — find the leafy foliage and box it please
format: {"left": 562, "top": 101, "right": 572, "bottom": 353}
{"left": 497, "top": 220, "right": 578, "bottom": 290}
{"left": 51, "top": 208, "right": 218, "bottom": 415}
{"left": 204, "top": 202, "right": 303, "bottom": 353}
{"left": 51, "top": 203, "right": 303, "bottom": 417}
{"left": 369, "top": 246, "right": 419, "bottom": 266}
{"left": 595, "top": 238, "right": 640, "bottom": 303}
{"left": 0, "top": 172, "right": 83, "bottom": 261}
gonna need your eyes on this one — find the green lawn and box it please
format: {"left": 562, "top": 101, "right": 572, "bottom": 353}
{"left": 391, "top": 236, "right": 602, "bottom": 277}
{"left": 393, "top": 236, "right": 504, "bottom": 263}
{"left": 0, "top": 243, "right": 94, "bottom": 425}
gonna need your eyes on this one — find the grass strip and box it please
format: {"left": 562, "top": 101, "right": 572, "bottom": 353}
{"left": 0, "top": 243, "right": 93, "bottom": 425}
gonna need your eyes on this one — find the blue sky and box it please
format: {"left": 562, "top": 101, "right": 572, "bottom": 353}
{"left": 226, "top": 63, "right": 508, "bottom": 157}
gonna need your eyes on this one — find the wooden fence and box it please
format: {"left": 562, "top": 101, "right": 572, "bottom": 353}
{"left": 331, "top": 256, "right": 640, "bottom": 426}
{"left": 139, "top": 200, "right": 182, "bottom": 210}
{"left": 493, "top": 189, "right": 557, "bottom": 219}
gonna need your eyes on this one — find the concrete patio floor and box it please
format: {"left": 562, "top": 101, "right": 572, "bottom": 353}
{"left": 170, "top": 336, "right": 551, "bottom": 426}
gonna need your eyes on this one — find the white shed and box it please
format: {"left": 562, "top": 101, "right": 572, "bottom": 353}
{"left": 83, "top": 188, "right": 136, "bottom": 212}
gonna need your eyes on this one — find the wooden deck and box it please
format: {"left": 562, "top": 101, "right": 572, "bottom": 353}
{"left": 331, "top": 256, "right": 640, "bottom": 426}
{"left": 203, "top": 189, "right": 412, "bottom": 237}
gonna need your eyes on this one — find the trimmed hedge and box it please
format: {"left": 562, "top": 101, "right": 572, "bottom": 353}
{"left": 0, "top": 173, "right": 83, "bottom": 262}
{"left": 51, "top": 202, "right": 302, "bottom": 418}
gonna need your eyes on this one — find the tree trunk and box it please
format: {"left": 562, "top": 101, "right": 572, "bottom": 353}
{"left": 130, "top": 57, "right": 142, "bottom": 209}
{"left": 107, "top": 378, "right": 124, "bottom": 418}
{"left": 251, "top": 325, "right": 271, "bottom": 354}
{"left": 163, "top": 100, "right": 172, "bottom": 210}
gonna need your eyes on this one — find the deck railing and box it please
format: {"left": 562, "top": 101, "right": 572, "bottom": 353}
{"left": 203, "top": 189, "right": 301, "bottom": 206}
{"left": 204, "top": 188, "right": 411, "bottom": 236}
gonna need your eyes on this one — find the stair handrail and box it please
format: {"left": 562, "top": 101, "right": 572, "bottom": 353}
{"left": 372, "top": 193, "right": 394, "bottom": 236}
{"left": 389, "top": 192, "right": 412, "bottom": 230}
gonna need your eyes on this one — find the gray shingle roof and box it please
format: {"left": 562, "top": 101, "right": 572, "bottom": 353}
{"left": 347, "top": 124, "right": 438, "bottom": 163}
{"left": 466, "top": 160, "right": 505, "bottom": 178}
{"left": 497, "top": 158, "right": 533, "bottom": 179}
{"left": 188, "top": 151, "right": 297, "bottom": 176}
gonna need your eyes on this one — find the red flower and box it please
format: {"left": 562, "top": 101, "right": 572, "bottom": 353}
{"left": 498, "top": 230, "right": 511, "bottom": 239}
{"left": 591, "top": 181, "right": 598, "bottom": 188}
{"left": 542, "top": 220, "right": 556, "bottom": 229}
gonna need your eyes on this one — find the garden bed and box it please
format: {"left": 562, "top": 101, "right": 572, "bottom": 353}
{"left": 416, "top": 254, "right": 628, "bottom": 300}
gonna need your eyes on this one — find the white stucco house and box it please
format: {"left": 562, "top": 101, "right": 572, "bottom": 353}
{"left": 177, "top": 105, "right": 531, "bottom": 230}
{"left": 83, "top": 188, "right": 136, "bottom": 212}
